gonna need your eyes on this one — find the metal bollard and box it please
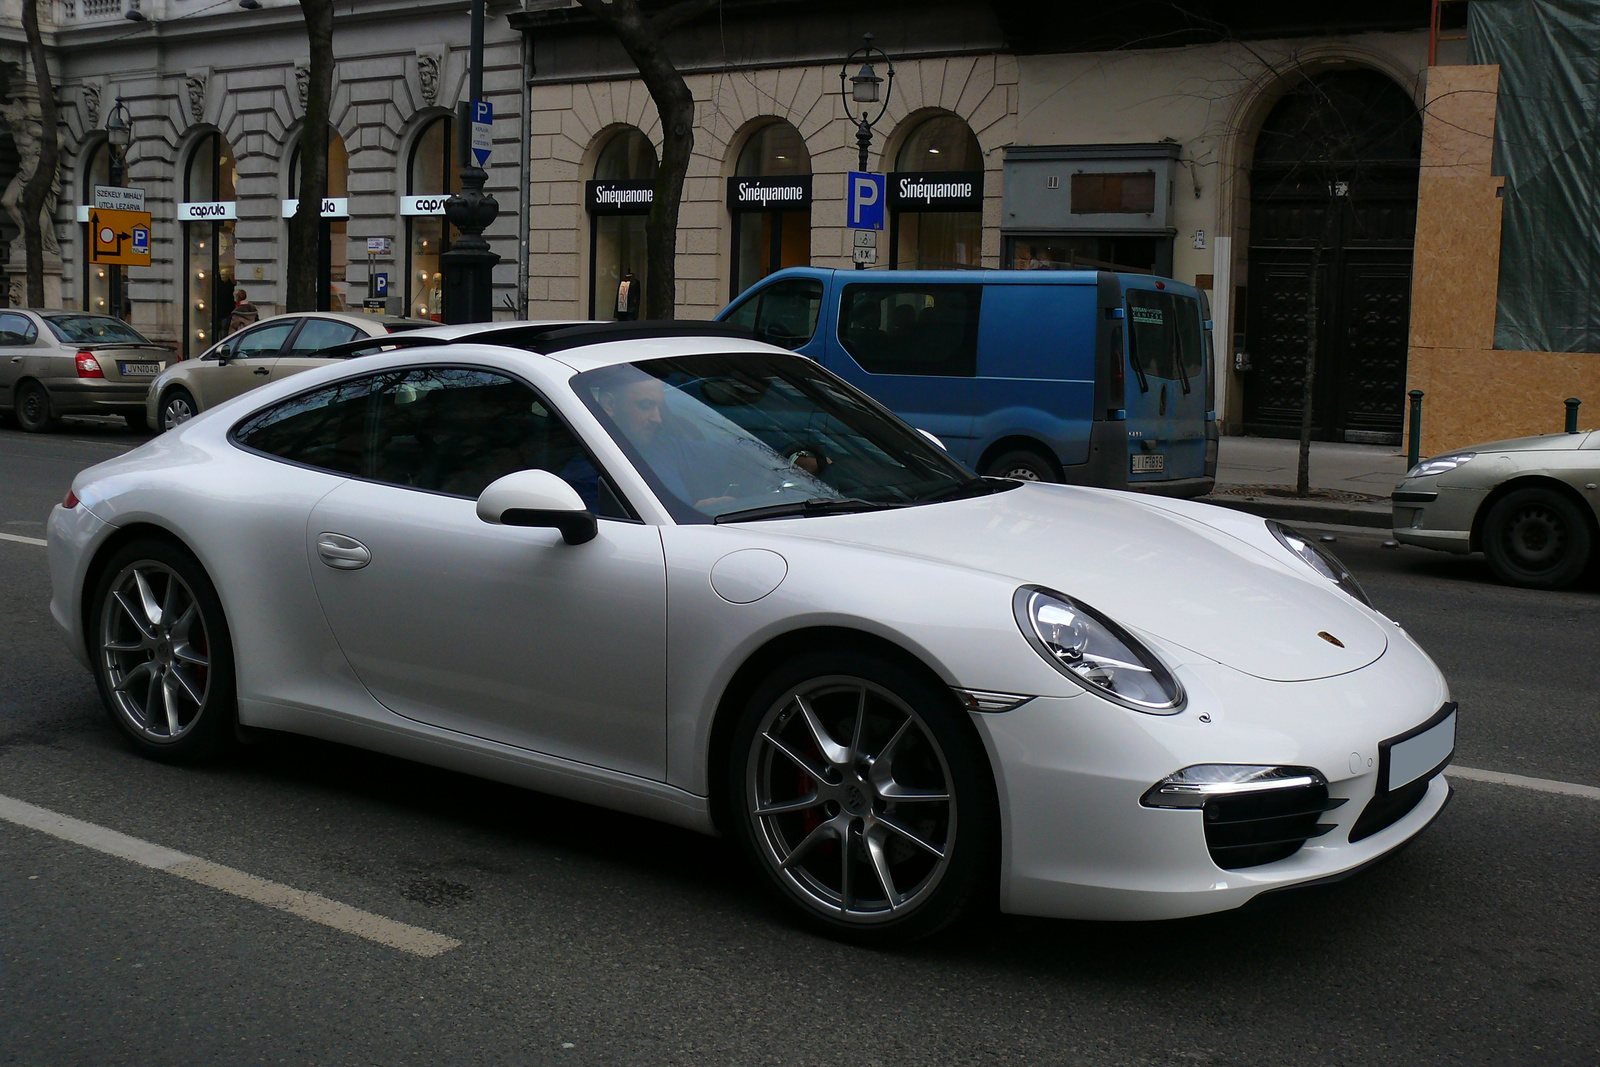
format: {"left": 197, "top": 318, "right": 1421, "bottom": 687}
{"left": 1407, "top": 389, "right": 1424, "bottom": 470}
{"left": 1565, "top": 397, "right": 1581, "bottom": 434}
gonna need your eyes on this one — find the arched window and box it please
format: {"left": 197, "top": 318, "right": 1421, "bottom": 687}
{"left": 405, "top": 116, "right": 459, "bottom": 321}
{"left": 288, "top": 130, "right": 350, "bottom": 311}
{"left": 891, "top": 114, "right": 983, "bottom": 269}
{"left": 729, "top": 122, "right": 811, "bottom": 298}
{"left": 182, "top": 131, "right": 238, "bottom": 355}
{"left": 79, "top": 141, "right": 112, "bottom": 315}
{"left": 586, "top": 127, "right": 656, "bottom": 319}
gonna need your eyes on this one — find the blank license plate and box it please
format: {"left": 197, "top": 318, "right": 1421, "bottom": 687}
{"left": 1131, "top": 453, "right": 1165, "bottom": 473}
{"left": 121, "top": 361, "right": 162, "bottom": 376}
{"left": 1382, "top": 707, "right": 1456, "bottom": 792}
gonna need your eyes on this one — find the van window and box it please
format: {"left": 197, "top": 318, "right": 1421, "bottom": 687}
{"left": 724, "top": 278, "right": 823, "bottom": 350}
{"left": 838, "top": 284, "right": 981, "bottom": 377}
{"left": 1126, "top": 290, "right": 1204, "bottom": 385}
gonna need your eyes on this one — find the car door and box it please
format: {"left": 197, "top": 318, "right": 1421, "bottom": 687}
{"left": 302, "top": 364, "right": 669, "bottom": 779}
{"left": 1124, "top": 287, "right": 1208, "bottom": 487}
{"left": 192, "top": 318, "right": 297, "bottom": 409}
{"left": 0, "top": 311, "right": 40, "bottom": 405}
{"left": 270, "top": 317, "right": 366, "bottom": 385}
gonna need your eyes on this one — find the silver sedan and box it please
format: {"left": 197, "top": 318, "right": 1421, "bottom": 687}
{"left": 0, "top": 310, "right": 176, "bottom": 432}
{"left": 1392, "top": 428, "right": 1600, "bottom": 588}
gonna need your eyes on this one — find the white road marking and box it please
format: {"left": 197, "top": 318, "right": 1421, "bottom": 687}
{"left": 0, "top": 792, "right": 461, "bottom": 957}
{"left": 0, "top": 531, "right": 47, "bottom": 547}
{"left": 1448, "top": 765, "right": 1600, "bottom": 801}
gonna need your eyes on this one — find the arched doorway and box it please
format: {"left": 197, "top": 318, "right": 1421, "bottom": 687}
{"left": 1243, "top": 69, "right": 1422, "bottom": 443}
{"left": 182, "top": 131, "right": 238, "bottom": 354}
{"left": 728, "top": 122, "right": 811, "bottom": 299}
{"left": 890, "top": 113, "right": 983, "bottom": 269}
{"left": 405, "top": 115, "right": 459, "bottom": 321}
{"left": 586, "top": 127, "right": 656, "bottom": 319}
{"left": 79, "top": 141, "right": 113, "bottom": 315}
{"left": 288, "top": 130, "right": 351, "bottom": 311}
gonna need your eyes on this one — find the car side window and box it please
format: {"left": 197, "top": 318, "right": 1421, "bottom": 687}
{"left": 725, "top": 279, "right": 824, "bottom": 350}
{"left": 0, "top": 312, "right": 37, "bottom": 346}
{"left": 231, "top": 376, "right": 379, "bottom": 477}
{"left": 233, "top": 321, "right": 297, "bottom": 359}
{"left": 367, "top": 367, "right": 630, "bottom": 518}
{"left": 837, "top": 284, "right": 981, "bottom": 376}
{"left": 288, "top": 318, "right": 363, "bottom": 355}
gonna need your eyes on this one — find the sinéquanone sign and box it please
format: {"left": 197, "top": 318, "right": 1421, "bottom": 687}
{"left": 726, "top": 175, "right": 812, "bottom": 211}
{"left": 178, "top": 201, "right": 237, "bottom": 221}
{"left": 586, "top": 180, "right": 655, "bottom": 215}
{"left": 887, "top": 171, "right": 984, "bottom": 212}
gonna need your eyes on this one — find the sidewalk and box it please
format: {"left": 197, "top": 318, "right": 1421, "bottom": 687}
{"left": 1203, "top": 437, "right": 1407, "bottom": 528}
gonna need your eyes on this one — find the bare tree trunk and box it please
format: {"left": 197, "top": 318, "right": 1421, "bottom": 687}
{"left": 575, "top": 0, "right": 718, "bottom": 320}
{"left": 287, "top": 0, "right": 334, "bottom": 312}
{"left": 19, "top": 0, "right": 59, "bottom": 309}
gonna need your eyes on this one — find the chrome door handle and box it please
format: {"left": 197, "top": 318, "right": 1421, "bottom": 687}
{"left": 9, "top": 356, "right": 19, "bottom": 363}
{"left": 253, "top": 367, "right": 270, "bottom": 375}
{"left": 316, "top": 532, "right": 371, "bottom": 570}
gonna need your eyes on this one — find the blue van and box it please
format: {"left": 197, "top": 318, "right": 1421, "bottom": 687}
{"left": 717, "top": 267, "right": 1218, "bottom": 496}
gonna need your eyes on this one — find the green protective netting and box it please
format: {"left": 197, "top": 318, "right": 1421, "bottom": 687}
{"left": 1470, "top": 0, "right": 1600, "bottom": 353}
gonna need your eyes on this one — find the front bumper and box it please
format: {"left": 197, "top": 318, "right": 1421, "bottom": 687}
{"left": 1391, "top": 480, "right": 1485, "bottom": 552}
{"left": 972, "top": 632, "right": 1452, "bottom": 921}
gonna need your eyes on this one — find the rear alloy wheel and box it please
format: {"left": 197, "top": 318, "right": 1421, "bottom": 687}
{"left": 91, "top": 539, "right": 238, "bottom": 761}
{"left": 984, "top": 448, "right": 1056, "bottom": 483}
{"left": 729, "top": 651, "right": 996, "bottom": 944}
{"left": 160, "top": 388, "right": 197, "bottom": 431}
{"left": 14, "top": 380, "right": 54, "bottom": 433}
{"left": 1482, "top": 486, "right": 1593, "bottom": 590}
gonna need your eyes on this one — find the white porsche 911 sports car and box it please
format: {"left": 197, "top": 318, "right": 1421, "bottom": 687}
{"left": 47, "top": 322, "right": 1455, "bottom": 942}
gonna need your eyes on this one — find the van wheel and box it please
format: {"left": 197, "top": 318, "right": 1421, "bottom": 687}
{"left": 984, "top": 448, "right": 1057, "bottom": 483}
{"left": 1482, "top": 487, "right": 1592, "bottom": 590}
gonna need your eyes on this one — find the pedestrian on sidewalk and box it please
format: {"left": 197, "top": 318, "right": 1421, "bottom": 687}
{"left": 228, "top": 288, "right": 259, "bottom": 336}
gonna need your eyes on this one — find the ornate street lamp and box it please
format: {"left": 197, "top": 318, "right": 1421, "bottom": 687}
{"left": 839, "top": 33, "right": 895, "bottom": 172}
{"left": 440, "top": 0, "right": 499, "bottom": 323}
{"left": 105, "top": 99, "right": 133, "bottom": 319}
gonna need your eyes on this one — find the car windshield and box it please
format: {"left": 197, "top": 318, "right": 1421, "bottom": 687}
{"left": 43, "top": 315, "right": 150, "bottom": 345}
{"left": 573, "top": 351, "right": 997, "bottom": 524}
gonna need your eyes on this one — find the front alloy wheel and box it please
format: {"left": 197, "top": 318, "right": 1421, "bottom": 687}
{"left": 731, "top": 652, "right": 996, "bottom": 943}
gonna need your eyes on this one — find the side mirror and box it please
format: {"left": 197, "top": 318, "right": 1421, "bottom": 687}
{"left": 476, "top": 469, "right": 597, "bottom": 545}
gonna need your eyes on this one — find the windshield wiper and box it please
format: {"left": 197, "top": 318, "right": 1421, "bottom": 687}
{"left": 915, "top": 477, "right": 1016, "bottom": 504}
{"left": 713, "top": 497, "right": 891, "bottom": 524}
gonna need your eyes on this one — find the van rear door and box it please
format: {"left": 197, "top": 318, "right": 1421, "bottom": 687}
{"left": 1123, "top": 285, "right": 1209, "bottom": 487}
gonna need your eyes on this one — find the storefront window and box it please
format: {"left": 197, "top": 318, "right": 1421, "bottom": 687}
{"left": 79, "top": 142, "right": 112, "bottom": 315}
{"left": 588, "top": 128, "right": 656, "bottom": 320}
{"left": 289, "top": 131, "right": 350, "bottom": 311}
{"left": 891, "top": 115, "right": 984, "bottom": 270}
{"left": 183, "top": 132, "right": 238, "bottom": 355}
{"left": 729, "top": 123, "right": 811, "bottom": 299}
{"left": 406, "top": 116, "right": 459, "bottom": 321}
{"left": 1007, "top": 235, "right": 1160, "bottom": 274}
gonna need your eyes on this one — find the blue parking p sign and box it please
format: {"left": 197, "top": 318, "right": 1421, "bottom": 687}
{"left": 848, "top": 171, "right": 885, "bottom": 230}
{"left": 374, "top": 272, "right": 388, "bottom": 297}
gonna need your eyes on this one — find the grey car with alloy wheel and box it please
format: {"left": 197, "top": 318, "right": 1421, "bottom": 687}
{"left": 1392, "top": 427, "right": 1600, "bottom": 588}
{"left": 0, "top": 310, "right": 176, "bottom": 432}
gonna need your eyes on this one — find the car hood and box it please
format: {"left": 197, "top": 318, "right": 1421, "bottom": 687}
{"left": 1442, "top": 431, "right": 1593, "bottom": 455}
{"left": 749, "top": 484, "right": 1388, "bottom": 683}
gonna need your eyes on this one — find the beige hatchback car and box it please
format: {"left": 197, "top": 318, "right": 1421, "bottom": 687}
{"left": 146, "top": 312, "right": 430, "bottom": 431}
{"left": 1392, "top": 428, "right": 1600, "bottom": 588}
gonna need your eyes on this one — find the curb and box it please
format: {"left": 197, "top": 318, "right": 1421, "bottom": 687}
{"left": 1204, "top": 495, "right": 1392, "bottom": 530}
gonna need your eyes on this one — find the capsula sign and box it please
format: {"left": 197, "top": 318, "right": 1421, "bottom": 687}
{"left": 281, "top": 197, "right": 350, "bottom": 219}
{"left": 401, "top": 195, "right": 452, "bottom": 217}
{"left": 178, "top": 201, "right": 237, "bottom": 221}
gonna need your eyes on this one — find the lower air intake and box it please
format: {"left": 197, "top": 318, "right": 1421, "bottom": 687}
{"left": 1204, "top": 783, "right": 1346, "bottom": 870}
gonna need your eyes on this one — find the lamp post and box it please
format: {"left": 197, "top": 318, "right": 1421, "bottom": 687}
{"left": 105, "top": 99, "right": 131, "bottom": 321}
{"left": 440, "top": 0, "right": 499, "bottom": 323}
{"left": 839, "top": 33, "right": 894, "bottom": 173}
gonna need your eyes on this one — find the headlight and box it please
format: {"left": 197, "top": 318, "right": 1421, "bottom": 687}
{"left": 1406, "top": 452, "right": 1474, "bottom": 478}
{"left": 1013, "top": 587, "right": 1184, "bottom": 713}
{"left": 1268, "top": 521, "right": 1372, "bottom": 608}
{"left": 1140, "top": 765, "right": 1328, "bottom": 809}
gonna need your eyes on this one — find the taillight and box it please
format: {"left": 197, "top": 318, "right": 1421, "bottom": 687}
{"left": 75, "top": 351, "right": 103, "bottom": 378}
{"left": 62, "top": 489, "right": 79, "bottom": 509}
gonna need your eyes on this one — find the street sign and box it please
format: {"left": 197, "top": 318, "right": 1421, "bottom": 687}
{"left": 89, "top": 208, "right": 152, "bottom": 266}
{"left": 852, "top": 246, "right": 878, "bottom": 265}
{"left": 366, "top": 237, "right": 392, "bottom": 255}
{"left": 470, "top": 100, "right": 493, "bottom": 167}
{"left": 363, "top": 298, "right": 386, "bottom": 311}
{"left": 374, "top": 272, "right": 389, "bottom": 297}
{"left": 94, "top": 185, "right": 145, "bottom": 212}
{"left": 853, "top": 229, "right": 878, "bottom": 249}
{"left": 847, "top": 171, "right": 885, "bottom": 230}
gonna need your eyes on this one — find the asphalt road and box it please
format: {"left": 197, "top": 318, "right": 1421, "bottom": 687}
{"left": 2, "top": 419, "right": 1597, "bottom": 1066}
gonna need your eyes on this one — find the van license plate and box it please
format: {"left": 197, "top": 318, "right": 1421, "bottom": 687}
{"left": 1131, "top": 454, "right": 1165, "bottom": 473}
{"left": 121, "top": 361, "right": 162, "bottom": 376}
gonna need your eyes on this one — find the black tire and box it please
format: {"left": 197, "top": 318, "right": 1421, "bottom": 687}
{"left": 158, "top": 387, "right": 198, "bottom": 431}
{"left": 14, "top": 380, "right": 55, "bottom": 433}
{"left": 88, "top": 538, "right": 238, "bottom": 762}
{"left": 726, "top": 648, "right": 998, "bottom": 945}
{"left": 983, "top": 448, "right": 1057, "bottom": 483}
{"left": 1482, "top": 486, "right": 1593, "bottom": 590}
